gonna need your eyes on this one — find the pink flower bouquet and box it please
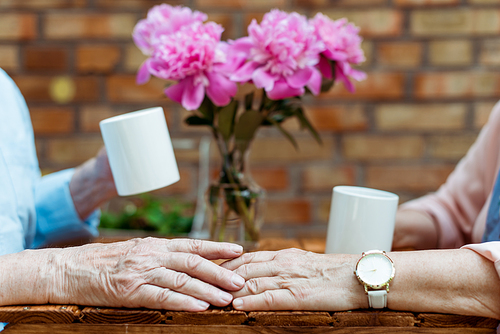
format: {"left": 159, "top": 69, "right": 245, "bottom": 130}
{"left": 133, "top": 4, "right": 366, "bottom": 245}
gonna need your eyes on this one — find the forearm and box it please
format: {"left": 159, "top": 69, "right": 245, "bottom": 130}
{"left": 227, "top": 248, "right": 500, "bottom": 318}
{"left": 392, "top": 209, "right": 438, "bottom": 250}
{"left": 388, "top": 249, "right": 500, "bottom": 319}
{"left": 69, "top": 149, "right": 117, "bottom": 220}
{"left": 0, "top": 249, "right": 56, "bottom": 305}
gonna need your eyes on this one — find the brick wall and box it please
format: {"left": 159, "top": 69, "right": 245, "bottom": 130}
{"left": 0, "top": 0, "right": 497, "bottom": 238}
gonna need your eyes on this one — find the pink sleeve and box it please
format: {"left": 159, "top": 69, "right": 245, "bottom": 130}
{"left": 462, "top": 242, "right": 500, "bottom": 275}
{"left": 400, "top": 101, "right": 500, "bottom": 248}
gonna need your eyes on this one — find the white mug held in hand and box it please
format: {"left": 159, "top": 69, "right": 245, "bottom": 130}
{"left": 100, "top": 107, "right": 180, "bottom": 196}
{"left": 325, "top": 186, "right": 399, "bottom": 254}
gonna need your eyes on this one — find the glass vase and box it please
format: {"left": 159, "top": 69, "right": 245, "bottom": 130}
{"left": 206, "top": 138, "right": 266, "bottom": 251}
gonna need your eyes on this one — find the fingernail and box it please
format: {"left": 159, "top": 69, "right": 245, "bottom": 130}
{"left": 197, "top": 300, "right": 209, "bottom": 310}
{"left": 233, "top": 299, "right": 243, "bottom": 309}
{"left": 230, "top": 244, "right": 243, "bottom": 254}
{"left": 220, "top": 291, "right": 233, "bottom": 304}
{"left": 231, "top": 274, "right": 245, "bottom": 287}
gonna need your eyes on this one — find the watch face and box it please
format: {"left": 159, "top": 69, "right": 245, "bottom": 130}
{"left": 356, "top": 252, "right": 394, "bottom": 287}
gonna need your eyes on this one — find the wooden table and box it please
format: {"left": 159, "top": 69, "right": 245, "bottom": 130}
{"left": 1, "top": 238, "right": 498, "bottom": 333}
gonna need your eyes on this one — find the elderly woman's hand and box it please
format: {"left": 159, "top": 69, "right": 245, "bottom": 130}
{"left": 221, "top": 248, "right": 366, "bottom": 311}
{"left": 46, "top": 238, "right": 245, "bottom": 311}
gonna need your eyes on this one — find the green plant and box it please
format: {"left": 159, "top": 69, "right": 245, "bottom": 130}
{"left": 99, "top": 194, "right": 194, "bottom": 236}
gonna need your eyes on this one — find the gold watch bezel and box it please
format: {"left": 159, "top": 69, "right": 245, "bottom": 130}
{"left": 354, "top": 250, "right": 395, "bottom": 293}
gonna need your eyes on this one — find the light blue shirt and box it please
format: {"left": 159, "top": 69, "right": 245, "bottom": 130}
{"left": 0, "top": 68, "right": 100, "bottom": 255}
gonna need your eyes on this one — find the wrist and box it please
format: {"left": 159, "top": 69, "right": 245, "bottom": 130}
{"left": 393, "top": 210, "right": 438, "bottom": 250}
{"left": 70, "top": 157, "right": 116, "bottom": 220}
{"left": 348, "top": 256, "right": 370, "bottom": 309}
{"left": 327, "top": 254, "right": 368, "bottom": 310}
{"left": 0, "top": 249, "right": 57, "bottom": 305}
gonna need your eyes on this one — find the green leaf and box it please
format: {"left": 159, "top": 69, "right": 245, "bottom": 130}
{"left": 293, "top": 107, "right": 323, "bottom": 145}
{"left": 217, "top": 99, "right": 238, "bottom": 141}
{"left": 244, "top": 92, "right": 254, "bottom": 110}
{"left": 198, "top": 96, "right": 215, "bottom": 122}
{"left": 185, "top": 115, "right": 213, "bottom": 126}
{"left": 265, "top": 116, "right": 298, "bottom": 150}
{"left": 320, "top": 78, "right": 335, "bottom": 93}
{"left": 234, "top": 110, "right": 264, "bottom": 153}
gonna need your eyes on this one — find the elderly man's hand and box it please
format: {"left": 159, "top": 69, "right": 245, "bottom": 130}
{"left": 70, "top": 146, "right": 118, "bottom": 220}
{"left": 47, "top": 238, "right": 245, "bottom": 311}
{"left": 221, "top": 248, "right": 365, "bottom": 311}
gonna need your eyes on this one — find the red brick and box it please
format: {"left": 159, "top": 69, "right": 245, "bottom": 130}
{"left": 414, "top": 72, "right": 500, "bottom": 99}
{"left": 411, "top": 9, "right": 500, "bottom": 36}
{"left": 150, "top": 169, "right": 192, "bottom": 195}
{"left": 12, "top": 76, "right": 100, "bottom": 103}
{"left": 76, "top": 45, "right": 120, "bottom": 73}
{"left": 322, "top": 72, "right": 405, "bottom": 101}
{"left": 395, "top": 0, "right": 459, "bottom": 5}
{"left": 361, "top": 41, "right": 374, "bottom": 66}
{"left": 170, "top": 138, "right": 203, "bottom": 164}
{"left": 0, "top": 0, "right": 86, "bottom": 8}
{"left": 474, "top": 102, "right": 496, "bottom": 128}
{"left": 0, "top": 14, "right": 36, "bottom": 40}
{"left": 264, "top": 199, "right": 311, "bottom": 225}
{"left": 194, "top": 0, "right": 285, "bottom": 9}
{"left": 250, "top": 137, "right": 334, "bottom": 162}
{"left": 322, "top": 9, "right": 403, "bottom": 37}
{"left": 302, "top": 166, "right": 356, "bottom": 191}
{"left": 30, "top": 107, "right": 75, "bottom": 135}
{"left": 343, "top": 135, "right": 425, "bottom": 160}
{"left": 479, "top": 39, "right": 500, "bottom": 66}
{"left": 252, "top": 168, "right": 289, "bottom": 191}
{"left": 207, "top": 13, "right": 235, "bottom": 40}
{"left": 106, "top": 75, "right": 170, "bottom": 103}
{"left": 79, "top": 106, "right": 121, "bottom": 132}
{"left": 377, "top": 42, "right": 423, "bottom": 68}
{"left": 44, "top": 13, "right": 136, "bottom": 39}
{"left": 24, "top": 47, "right": 68, "bottom": 71}
{"left": 469, "top": 0, "right": 500, "bottom": 3}
{"left": 429, "top": 40, "right": 472, "bottom": 66}
{"left": 95, "top": 0, "right": 183, "bottom": 8}
{"left": 124, "top": 43, "right": 147, "bottom": 73}
{"left": 0, "top": 45, "right": 19, "bottom": 70}
{"left": 46, "top": 137, "right": 103, "bottom": 165}
{"left": 243, "top": 12, "right": 266, "bottom": 31}
{"left": 428, "top": 135, "right": 478, "bottom": 160}
{"left": 303, "top": 105, "right": 368, "bottom": 132}
{"left": 366, "top": 165, "right": 455, "bottom": 191}
{"left": 375, "top": 103, "right": 467, "bottom": 130}
{"left": 296, "top": 0, "right": 386, "bottom": 5}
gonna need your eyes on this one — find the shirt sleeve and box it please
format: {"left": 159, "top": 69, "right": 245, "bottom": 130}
{"left": 0, "top": 151, "right": 26, "bottom": 255}
{"left": 462, "top": 242, "right": 500, "bottom": 277}
{"left": 32, "top": 168, "right": 100, "bottom": 248}
{"left": 400, "top": 101, "right": 500, "bottom": 248}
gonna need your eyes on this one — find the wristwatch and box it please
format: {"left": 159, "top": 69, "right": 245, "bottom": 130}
{"left": 354, "top": 250, "right": 395, "bottom": 309}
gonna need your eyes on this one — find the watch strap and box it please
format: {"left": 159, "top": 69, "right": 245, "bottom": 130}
{"left": 368, "top": 290, "right": 387, "bottom": 308}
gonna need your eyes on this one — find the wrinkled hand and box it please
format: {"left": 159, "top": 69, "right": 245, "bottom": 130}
{"left": 221, "top": 248, "right": 365, "bottom": 311}
{"left": 48, "top": 238, "right": 245, "bottom": 311}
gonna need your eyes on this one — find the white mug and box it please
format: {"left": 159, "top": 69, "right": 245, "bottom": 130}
{"left": 99, "top": 107, "right": 180, "bottom": 196}
{"left": 325, "top": 186, "right": 399, "bottom": 254}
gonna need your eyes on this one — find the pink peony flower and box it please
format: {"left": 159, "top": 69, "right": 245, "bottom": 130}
{"left": 230, "top": 9, "right": 325, "bottom": 100}
{"left": 132, "top": 4, "right": 207, "bottom": 56}
{"left": 311, "top": 13, "right": 366, "bottom": 92}
{"left": 138, "top": 21, "right": 240, "bottom": 111}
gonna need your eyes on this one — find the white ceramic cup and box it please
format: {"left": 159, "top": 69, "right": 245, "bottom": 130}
{"left": 99, "top": 107, "right": 180, "bottom": 196}
{"left": 325, "top": 186, "right": 399, "bottom": 254}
